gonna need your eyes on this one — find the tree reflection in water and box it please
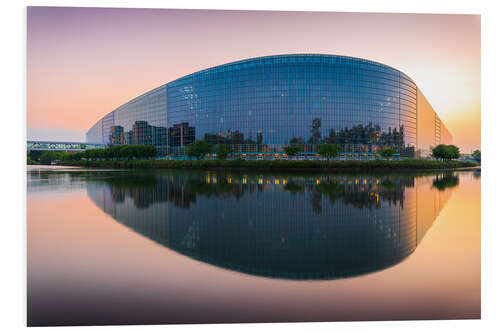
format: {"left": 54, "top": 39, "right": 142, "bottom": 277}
{"left": 84, "top": 170, "right": 457, "bottom": 280}
{"left": 432, "top": 173, "right": 460, "bottom": 191}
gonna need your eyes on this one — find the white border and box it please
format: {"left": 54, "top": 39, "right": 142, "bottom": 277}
{"left": 2, "top": 0, "right": 498, "bottom": 332}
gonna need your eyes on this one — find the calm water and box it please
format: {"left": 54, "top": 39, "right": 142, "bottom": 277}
{"left": 27, "top": 166, "right": 481, "bottom": 326}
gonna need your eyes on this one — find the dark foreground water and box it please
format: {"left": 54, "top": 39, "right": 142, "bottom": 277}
{"left": 27, "top": 166, "right": 481, "bottom": 326}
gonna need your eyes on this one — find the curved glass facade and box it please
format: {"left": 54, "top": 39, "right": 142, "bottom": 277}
{"left": 86, "top": 54, "right": 452, "bottom": 157}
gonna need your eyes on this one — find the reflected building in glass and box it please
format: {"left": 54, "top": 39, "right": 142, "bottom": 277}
{"left": 86, "top": 54, "right": 452, "bottom": 157}
{"left": 85, "top": 171, "right": 456, "bottom": 279}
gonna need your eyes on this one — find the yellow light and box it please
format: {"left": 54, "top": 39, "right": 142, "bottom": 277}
{"left": 228, "top": 177, "right": 232, "bottom": 184}
{"left": 274, "top": 178, "right": 279, "bottom": 184}
{"left": 213, "top": 177, "right": 217, "bottom": 184}
{"left": 258, "top": 178, "right": 263, "bottom": 184}
{"left": 316, "top": 179, "right": 320, "bottom": 184}
{"left": 363, "top": 179, "right": 367, "bottom": 184}
{"left": 242, "top": 176, "right": 247, "bottom": 184}
{"left": 282, "top": 179, "right": 287, "bottom": 185}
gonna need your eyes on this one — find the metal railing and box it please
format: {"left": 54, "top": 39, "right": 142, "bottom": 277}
{"left": 27, "top": 141, "right": 106, "bottom": 151}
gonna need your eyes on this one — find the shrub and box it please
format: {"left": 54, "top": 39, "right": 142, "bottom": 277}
{"left": 380, "top": 148, "right": 397, "bottom": 158}
{"left": 283, "top": 145, "right": 302, "bottom": 156}
{"left": 215, "top": 144, "right": 232, "bottom": 160}
{"left": 185, "top": 140, "right": 214, "bottom": 160}
{"left": 317, "top": 144, "right": 342, "bottom": 160}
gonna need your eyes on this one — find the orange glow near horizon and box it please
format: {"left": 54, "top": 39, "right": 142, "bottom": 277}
{"left": 27, "top": 7, "right": 480, "bottom": 152}
{"left": 27, "top": 172, "right": 480, "bottom": 322}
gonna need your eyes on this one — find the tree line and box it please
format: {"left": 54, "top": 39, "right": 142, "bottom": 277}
{"left": 28, "top": 142, "right": 470, "bottom": 165}
{"left": 187, "top": 141, "right": 468, "bottom": 161}
{"left": 185, "top": 141, "right": 400, "bottom": 160}
{"left": 30, "top": 145, "right": 157, "bottom": 165}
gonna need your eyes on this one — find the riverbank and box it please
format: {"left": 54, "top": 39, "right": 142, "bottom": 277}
{"left": 59, "top": 159, "right": 479, "bottom": 172}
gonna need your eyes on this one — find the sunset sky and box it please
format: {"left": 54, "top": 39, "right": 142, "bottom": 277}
{"left": 27, "top": 7, "right": 481, "bottom": 152}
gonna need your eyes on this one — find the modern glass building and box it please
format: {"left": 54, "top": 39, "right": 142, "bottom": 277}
{"left": 86, "top": 54, "right": 452, "bottom": 157}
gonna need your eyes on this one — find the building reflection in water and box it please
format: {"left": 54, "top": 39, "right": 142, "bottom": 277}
{"left": 85, "top": 171, "right": 457, "bottom": 280}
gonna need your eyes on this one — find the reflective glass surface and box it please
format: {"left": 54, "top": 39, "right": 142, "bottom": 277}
{"left": 86, "top": 54, "right": 452, "bottom": 157}
{"left": 167, "top": 55, "right": 417, "bottom": 156}
{"left": 83, "top": 170, "right": 458, "bottom": 280}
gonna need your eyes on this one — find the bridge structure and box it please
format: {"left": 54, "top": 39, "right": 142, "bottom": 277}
{"left": 27, "top": 141, "right": 106, "bottom": 152}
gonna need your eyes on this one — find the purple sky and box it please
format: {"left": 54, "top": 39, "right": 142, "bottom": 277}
{"left": 27, "top": 7, "right": 480, "bottom": 151}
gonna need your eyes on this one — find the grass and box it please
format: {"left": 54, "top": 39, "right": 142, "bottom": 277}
{"left": 60, "top": 158, "right": 479, "bottom": 171}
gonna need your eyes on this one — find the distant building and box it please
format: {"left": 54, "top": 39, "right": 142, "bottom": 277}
{"left": 109, "top": 125, "right": 124, "bottom": 145}
{"left": 168, "top": 122, "right": 196, "bottom": 147}
{"left": 86, "top": 54, "right": 452, "bottom": 157}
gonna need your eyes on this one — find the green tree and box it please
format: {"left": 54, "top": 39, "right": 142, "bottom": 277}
{"left": 69, "top": 152, "right": 84, "bottom": 161}
{"left": 431, "top": 145, "right": 446, "bottom": 161}
{"left": 96, "top": 148, "right": 106, "bottom": 159}
{"left": 317, "top": 143, "right": 342, "bottom": 161}
{"left": 27, "top": 152, "right": 36, "bottom": 165}
{"left": 39, "top": 151, "right": 59, "bottom": 165}
{"left": 130, "top": 145, "right": 140, "bottom": 159}
{"left": 59, "top": 152, "right": 70, "bottom": 161}
{"left": 185, "top": 140, "right": 213, "bottom": 160}
{"left": 283, "top": 145, "right": 301, "bottom": 157}
{"left": 215, "top": 144, "right": 232, "bottom": 160}
{"left": 448, "top": 145, "right": 460, "bottom": 160}
{"left": 87, "top": 149, "right": 98, "bottom": 160}
{"left": 380, "top": 147, "right": 397, "bottom": 158}
{"left": 146, "top": 145, "right": 158, "bottom": 158}
{"left": 119, "top": 145, "right": 131, "bottom": 159}
{"left": 472, "top": 149, "right": 481, "bottom": 162}
{"left": 432, "top": 144, "right": 460, "bottom": 161}
{"left": 109, "top": 146, "right": 121, "bottom": 159}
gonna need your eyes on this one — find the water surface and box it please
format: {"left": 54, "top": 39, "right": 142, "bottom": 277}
{"left": 27, "top": 166, "right": 481, "bottom": 325}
